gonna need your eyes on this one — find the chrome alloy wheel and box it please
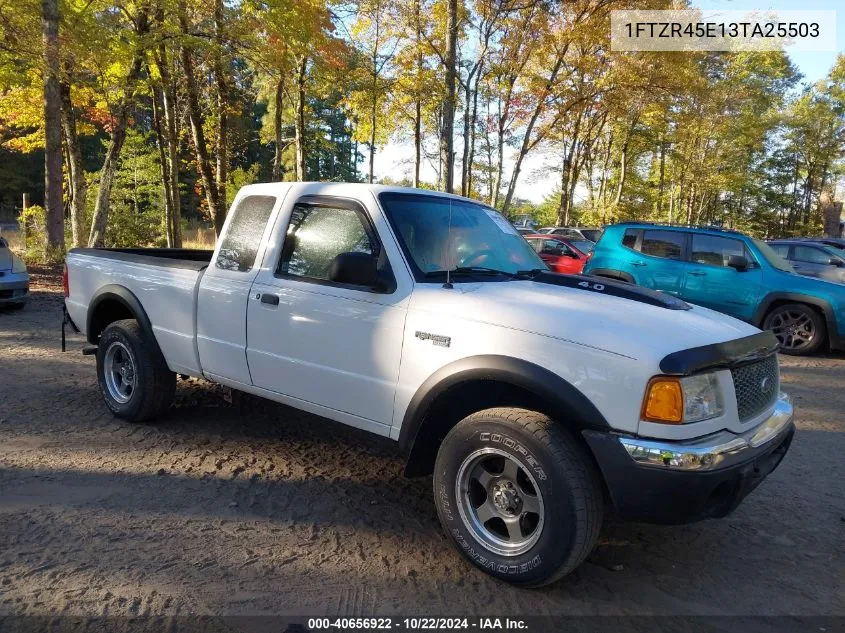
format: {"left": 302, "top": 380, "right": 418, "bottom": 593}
{"left": 103, "top": 341, "right": 136, "bottom": 404}
{"left": 768, "top": 309, "right": 816, "bottom": 351}
{"left": 455, "top": 447, "right": 545, "bottom": 557}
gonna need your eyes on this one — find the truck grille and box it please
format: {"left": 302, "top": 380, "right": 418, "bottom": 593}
{"left": 731, "top": 355, "right": 779, "bottom": 422}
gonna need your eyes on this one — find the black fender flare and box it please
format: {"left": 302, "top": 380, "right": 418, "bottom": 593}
{"left": 587, "top": 268, "right": 635, "bottom": 284}
{"left": 398, "top": 355, "right": 610, "bottom": 472}
{"left": 752, "top": 292, "right": 837, "bottom": 332}
{"left": 86, "top": 284, "right": 155, "bottom": 345}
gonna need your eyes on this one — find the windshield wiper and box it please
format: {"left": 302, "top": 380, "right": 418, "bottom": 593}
{"left": 424, "top": 266, "right": 516, "bottom": 278}
{"left": 514, "top": 268, "right": 546, "bottom": 279}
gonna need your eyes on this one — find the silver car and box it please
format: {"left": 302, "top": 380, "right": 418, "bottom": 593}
{"left": 767, "top": 240, "right": 845, "bottom": 284}
{"left": 0, "top": 236, "right": 29, "bottom": 308}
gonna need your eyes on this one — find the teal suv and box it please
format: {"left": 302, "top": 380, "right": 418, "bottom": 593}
{"left": 584, "top": 223, "right": 845, "bottom": 355}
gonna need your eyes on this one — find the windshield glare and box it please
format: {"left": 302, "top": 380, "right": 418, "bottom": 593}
{"left": 753, "top": 238, "right": 795, "bottom": 273}
{"left": 379, "top": 193, "right": 545, "bottom": 278}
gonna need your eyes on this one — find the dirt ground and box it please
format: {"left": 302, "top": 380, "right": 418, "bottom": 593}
{"left": 1, "top": 267, "right": 843, "bottom": 618}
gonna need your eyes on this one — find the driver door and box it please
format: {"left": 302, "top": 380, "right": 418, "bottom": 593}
{"left": 246, "top": 195, "right": 409, "bottom": 430}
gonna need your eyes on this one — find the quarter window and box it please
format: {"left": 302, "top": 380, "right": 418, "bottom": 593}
{"left": 215, "top": 195, "right": 277, "bottom": 272}
{"left": 640, "top": 230, "right": 685, "bottom": 260}
{"left": 690, "top": 234, "right": 746, "bottom": 267}
{"left": 278, "top": 203, "right": 376, "bottom": 281}
{"left": 622, "top": 229, "right": 639, "bottom": 249}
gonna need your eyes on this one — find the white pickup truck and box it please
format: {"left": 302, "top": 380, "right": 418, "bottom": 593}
{"left": 64, "top": 182, "right": 795, "bottom": 586}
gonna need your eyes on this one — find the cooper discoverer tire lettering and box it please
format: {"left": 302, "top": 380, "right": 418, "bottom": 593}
{"left": 433, "top": 407, "right": 603, "bottom": 587}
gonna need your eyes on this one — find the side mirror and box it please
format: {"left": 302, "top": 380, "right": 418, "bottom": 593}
{"left": 829, "top": 257, "right": 843, "bottom": 267}
{"left": 329, "top": 252, "right": 378, "bottom": 287}
{"left": 727, "top": 255, "right": 749, "bottom": 271}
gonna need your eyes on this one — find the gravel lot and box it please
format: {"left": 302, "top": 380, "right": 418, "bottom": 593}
{"left": 1, "top": 268, "right": 843, "bottom": 618}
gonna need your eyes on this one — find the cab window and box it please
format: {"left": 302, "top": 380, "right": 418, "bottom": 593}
{"left": 277, "top": 203, "right": 376, "bottom": 281}
{"left": 216, "top": 195, "right": 277, "bottom": 272}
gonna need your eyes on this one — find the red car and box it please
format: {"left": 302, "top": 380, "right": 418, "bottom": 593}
{"left": 523, "top": 234, "right": 589, "bottom": 274}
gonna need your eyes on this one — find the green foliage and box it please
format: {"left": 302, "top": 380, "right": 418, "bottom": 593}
{"left": 93, "top": 131, "right": 166, "bottom": 247}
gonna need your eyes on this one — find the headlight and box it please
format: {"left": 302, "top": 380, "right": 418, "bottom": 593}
{"left": 11, "top": 255, "right": 27, "bottom": 274}
{"left": 642, "top": 372, "right": 724, "bottom": 424}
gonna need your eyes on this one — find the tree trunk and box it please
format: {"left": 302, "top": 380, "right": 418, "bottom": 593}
{"left": 179, "top": 8, "right": 226, "bottom": 236}
{"left": 460, "top": 77, "right": 472, "bottom": 196}
{"left": 294, "top": 57, "right": 307, "bottom": 181}
{"left": 612, "top": 116, "right": 637, "bottom": 208}
{"left": 154, "top": 10, "right": 182, "bottom": 246}
{"left": 501, "top": 56, "right": 564, "bottom": 216}
{"left": 656, "top": 135, "right": 666, "bottom": 217}
{"left": 439, "top": 0, "right": 457, "bottom": 193}
{"left": 412, "top": 0, "right": 422, "bottom": 188}
{"left": 88, "top": 6, "right": 150, "bottom": 247}
{"left": 213, "top": 0, "right": 228, "bottom": 211}
{"left": 466, "top": 63, "right": 483, "bottom": 198}
{"left": 368, "top": 98, "right": 376, "bottom": 184}
{"left": 42, "top": 0, "right": 63, "bottom": 255}
{"left": 151, "top": 84, "right": 176, "bottom": 246}
{"left": 273, "top": 77, "right": 284, "bottom": 181}
{"left": 60, "top": 80, "right": 86, "bottom": 248}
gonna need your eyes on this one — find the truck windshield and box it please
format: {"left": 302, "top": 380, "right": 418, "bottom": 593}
{"left": 752, "top": 238, "right": 795, "bottom": 273}
{"left": 379, "top": 192, "right": 545, "bottom": 280}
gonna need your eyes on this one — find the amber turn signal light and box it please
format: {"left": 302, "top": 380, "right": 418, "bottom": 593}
{"left": 642, "top": 377, "right": 683, "bottom": 424}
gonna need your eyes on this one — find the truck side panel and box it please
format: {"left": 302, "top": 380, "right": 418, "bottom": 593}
{"left": 65, "top": 252, "right": 205, "bottom": 375}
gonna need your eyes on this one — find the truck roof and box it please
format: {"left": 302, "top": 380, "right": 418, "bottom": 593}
{"left": 236, "top": 181, "right": 487, "bottom": 205}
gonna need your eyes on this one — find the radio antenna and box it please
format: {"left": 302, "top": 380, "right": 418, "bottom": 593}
{"left": 443, "top": 196, "right": 454, "bottom": 289}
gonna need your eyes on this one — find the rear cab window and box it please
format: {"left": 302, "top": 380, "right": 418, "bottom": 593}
{"left": 216, "top": 195, "right": 277, "bottom": 272}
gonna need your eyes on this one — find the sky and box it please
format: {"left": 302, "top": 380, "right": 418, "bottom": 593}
{"left": 366, "top": 1, "right": 843, "bottom": 205}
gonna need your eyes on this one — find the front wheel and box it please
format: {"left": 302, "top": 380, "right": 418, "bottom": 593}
{"left": 96, "top": 319, "right": 175, "bottom": 422}
{"left": 433, "top": 408, "right": 603, "bottom": 587}
{"left": 763, "top": 303, "right": 826, "bottom": 356}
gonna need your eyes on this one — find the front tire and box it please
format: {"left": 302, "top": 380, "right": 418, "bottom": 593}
{"left": 763, "top": 303, "right": 826, "bottom": 355}
{"left": 96, "top": 319, "right": 175, "bottom": 422}
{"left": 433, "top": 408, "right": 603, "bottom": 587}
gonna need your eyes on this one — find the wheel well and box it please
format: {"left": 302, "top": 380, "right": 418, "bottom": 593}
{"left": 403, "top": 378, "right": 601, "bottom": 480}
{"left": 89, "top": 298, "right": 135, "bottom": 342}
{"left": 762, "top": 299, "right": 826, "bottom": 328}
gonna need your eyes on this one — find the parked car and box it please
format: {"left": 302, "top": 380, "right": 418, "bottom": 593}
{"left": 65, "top": 184, "right": 794, "bottom": 586}
{"left": 767, "top": 240, "right": 845, "bottom": 285}
{"left": 523, "top": 234, "right": 588, "bottom": 274}
{"left": 0, "top": 236, "right": 29, "bottom": 308}
{"left": 796, "top": 237, "right": 845, "bottom": 252}
{"left": 584, "top": 223, "right": 845, "bottom": 355}
{"left": 516, "top": 227, "right": 534, "bottom": 235}
{"left": 538, "top": 226, "right": 603, "bottom": 243}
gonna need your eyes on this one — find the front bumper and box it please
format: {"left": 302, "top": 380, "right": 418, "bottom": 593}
{"left": 0, "top": 271, "right": 28, "bottom": 304}
{"left": 583, "top": 394, "right": 795, "bottom": 525}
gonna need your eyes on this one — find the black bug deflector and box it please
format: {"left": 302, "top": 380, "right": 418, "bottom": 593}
{"left": 659, "top": 331, "right": 780, "bottom": 376}
{"left": 533, "top": 272, "right": 692, "bottom": 311}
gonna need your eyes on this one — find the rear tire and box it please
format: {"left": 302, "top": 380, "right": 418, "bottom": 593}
{"left": 96, "top": 319, "right": 175, "bottom": 422}
{"left": 763, "top": 303, "right": 826, "bottom": 356}
{"left": 433, "top": 408, "right": 603, "bottom": 587}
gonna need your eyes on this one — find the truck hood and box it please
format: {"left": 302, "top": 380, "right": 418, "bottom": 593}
{"left": 410, "top": 276, "right": 760, "bottom": 363}
{"left": 0, "top": 247, "right": 12, "bottom": 271}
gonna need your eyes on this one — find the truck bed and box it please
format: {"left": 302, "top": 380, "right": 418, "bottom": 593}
{"left": 66, "top": 247, "right": 215, "bottom": 376}
{"left": 70, "top": 248, "right": 214, "bottom": 271}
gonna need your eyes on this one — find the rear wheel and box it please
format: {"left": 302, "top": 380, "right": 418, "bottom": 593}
{"left": 96, "top": 319, "right": 175, "bottom": 421}
{"left": 433, "top": 408, "right": 603, "bottom": 587}
{"left": 763, "top": 303, "right": 826, "bottom": 356}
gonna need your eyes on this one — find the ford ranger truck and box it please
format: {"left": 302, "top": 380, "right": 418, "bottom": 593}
{"left": 63, "top": 183, "right": 795, "bottom": 587}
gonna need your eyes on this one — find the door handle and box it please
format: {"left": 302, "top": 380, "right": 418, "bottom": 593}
{"left": 631, "top": 261, "right": 647, "bottom": 267}
{"left": 260, "top": 293, "right": 280, "bottom": 306}
{"left": 689, "top": 271, "right": 707, "bottom": 277}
